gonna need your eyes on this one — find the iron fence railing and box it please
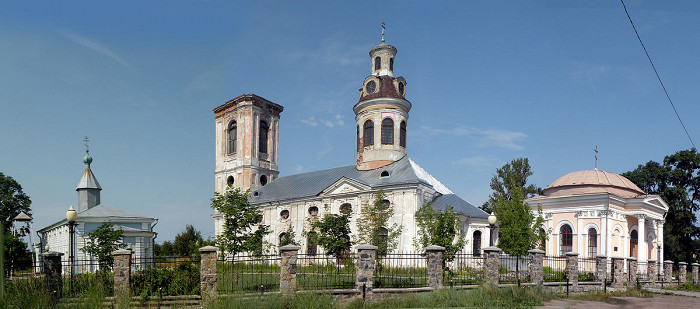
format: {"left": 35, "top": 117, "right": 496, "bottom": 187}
{"left": 296, "top": 253, "right": 356, "bottom": 290}
{"left": 578, "top": 258, "right": 597, "bottom": 282}
{"left": 543, "top": 256, "right": 567, "bottom": 282}
{"left": 218, "top": 254, "right": 280, "bottom": 293}
{"left": 130, "top": 256, "right": 200, "bottom": 297}
{"left": 446, "top": 252, "right": 484, "bottom": 286}
{"left": 498, "top": 255, "right": 529, "bottom": 284}
{"left": 374, "top": 252, "right": 427, "bottom": 288}
{"left": 60, "top": 258, "right": 113, "bottom": 298}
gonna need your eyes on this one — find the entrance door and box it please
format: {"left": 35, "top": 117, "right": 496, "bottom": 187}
{"left": 630, "top": 230, "right": 638, "bottom": 258}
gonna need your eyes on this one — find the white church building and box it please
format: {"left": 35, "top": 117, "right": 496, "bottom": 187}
{"left": 38, "top": 149, "right": 157, "bottom": 271}
{"left": 212, "top": 35, "right": 491, "bottom": 255}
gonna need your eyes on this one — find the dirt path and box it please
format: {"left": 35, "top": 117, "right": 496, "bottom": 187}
{"left": 541, "top": 294, "right": 699, "bottom": 308}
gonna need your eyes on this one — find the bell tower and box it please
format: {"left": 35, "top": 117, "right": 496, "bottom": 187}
{"left": 354, "top": 23, "right": 411, "bottom": 170}
{"left": 213, "top": 94, "right": 283, "bottom": 194}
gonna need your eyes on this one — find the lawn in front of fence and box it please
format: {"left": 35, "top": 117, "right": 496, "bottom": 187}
{"left": 130, "top": 257, "right": 201, "bottom": 297}
{"left": 374, "top": 253, "right": 427, "bottom": 288}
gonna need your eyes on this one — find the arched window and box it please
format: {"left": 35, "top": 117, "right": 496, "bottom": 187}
{"left": 588, "top": 228, "right": 597, "bottom": 258}
{"left": 227, "top": 121, "right": 237, "bottom": 154}
{"left": 381, "top": 118, "right": 394, "bottom": 145}
{"left": 380, "top": 199, "right": 390, "bottom": 210}
{"left": 356, "top": 125, "right": 360, "bottom": 151}
{"left": 399, "top": 121, "right": 406, "bottom": 147}
{"left": 374, "top": 57, "right": 381, "bottom": 70}
{"left": 307, "top": 232, "right": 317, "bottom": 256}
{"left": 308, "top": 206, "right": 319, "bottom": 216}
{"left": 389, "top": 57, "right": 394, "bottom": 71}
{"left": 630, "top": 230, "right": 638, "bottom": 258}
{"left": 280, "top": 210, "right": 289, "bottom": 220}
{"left": 226, "top": 176, "right": 234, "bottom": 187}
{"left": 340, "top": 203, "right": 352, "bottom": 215}
{"left": 260, "top": 175, "right": 267, "bottom": 186}
{"left": 279, "top": 233, "right": 287, "bottom": 244}
{"left": 473, "top": 230, "right": 482, "bottom": 257}
{"left": 559, "top": 225, "right": 573, "bottom": 256}
{"left": 363, "top": 120, "right": 374, "bottom": 147}
{"left": 259, "top": 120, "right": 269, "bottom": 154}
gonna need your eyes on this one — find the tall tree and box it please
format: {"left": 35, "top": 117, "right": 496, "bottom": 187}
{"left": 305, "top": 213, "right": 352, "bottom": 259}
{"left": 0, "top": 173, "right": 32, "bottom": 233}
{"left": 211, "top": 188, "right": 270, "bottom": 256}
{"left": 622, "top": 148, "right": 700, "bottom": 263}
{"left": 355, "top": 190, "right": 402, "bottom": 256}
{"left": 486, "top": 158, "right": 547, "bottom": 256}
{"left": 3, "top": 233, "right": 32, "bottom": 276}
{"left": 81, "top": 222, "right": 126, "bottom": 270}
{"left": 173, "top": 225, "right": 208, "bottom": 257}
{"left": 413, "top": 202, "right": 466, "bottom": 262}
{"left": 481, "top": 158, "right": 541, "bottom": 214}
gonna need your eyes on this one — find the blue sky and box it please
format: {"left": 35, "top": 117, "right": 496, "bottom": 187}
{"left": 2, "top": 1, "right": 699, "bottom": 242}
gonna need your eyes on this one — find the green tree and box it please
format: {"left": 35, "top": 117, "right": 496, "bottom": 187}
{"left": 3, "top": 233, "right": 32, "bottom": 276}
{"left": 173, "top": 224, "right": 205, "bottom": 257}
{"left": 81, "top": 222, "right": 126, "bottom": 270}
{"left": 622, "top": 148, "right": 700, "bottom": 263}
{"left": 481, "top": 158, "right": 541, "bottom": 214}
{"left": 355, "top": 190, "right": 402, "bottom": 256}
{"left": 211, "top": 188, "right": 270, "bottom": 256}
{"left": 305, "top": 213, "right": 352, "bottom": 259}
{"left": 0, "top": 173, "right": 32, "bottom": 233}
{"left": 279, "top": 225, "right": 299, "bottom": 247}
{"left": 414, "top": 202, "right": 466, "bottom": 262}
{"left": 486, "top": 158, "right": 548, "bottom": 256}
{"left": 154, "top": 240, "right": 174, "bottom": 257}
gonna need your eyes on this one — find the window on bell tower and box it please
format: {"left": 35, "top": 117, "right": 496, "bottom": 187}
{"left": 389, "top": 57, "right": 394, "bottom": 71}
{"left": 399, "top": 121, "right": 406, "bottom": 147}
{"left": 356, "top": 125, "right": 360, "bottom": 151}
{"left": 259, "top": 120, "right": 269, "bottom": 154}
{"left": 227, "top": 120, "right": 237, "bottom": 155}
{"left": 374, "top": 57, "right": 381, "bottom": 71}
{"left": 381, "top": 118, "right": 394, "bottom": 145}
{"left": 363, "top": 120, "right": 374, "bottom": 147}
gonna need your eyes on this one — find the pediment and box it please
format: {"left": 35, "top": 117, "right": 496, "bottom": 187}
{"left": 643, "top": 195, "right": 669, "bottom": 211}
{"left": 319, "top": 177, "right": 370, "bottom": 196}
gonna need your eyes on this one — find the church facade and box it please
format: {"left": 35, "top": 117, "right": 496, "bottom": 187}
{"left": 525, "top": 169, "right": 668, "bottom": 266}
{"left": 212, "top": 36, "right": 491, "bottom": 255}
{"left": 38, "top": 149, "right": 157, "bottom": 271}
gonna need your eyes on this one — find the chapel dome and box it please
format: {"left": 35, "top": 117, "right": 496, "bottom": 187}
{"left": 542, "top": 169, "right": 645, "bottom": 198}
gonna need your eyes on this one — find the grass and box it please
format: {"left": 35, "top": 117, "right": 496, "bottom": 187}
{"left": 664, "top": 282, "right": 700, "bottom": 292}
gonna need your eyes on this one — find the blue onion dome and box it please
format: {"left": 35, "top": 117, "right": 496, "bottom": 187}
{"left": 83, "top": 150, "right": 93, "bottom": 167}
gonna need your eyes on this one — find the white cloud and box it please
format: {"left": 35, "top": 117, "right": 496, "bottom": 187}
{"left": 301, "top": 114, "right": 344, "bottom": 128}
{"left": 451, "top": 156, "right": 500, "bottom": 168}
{"left": 421, "top": 125, "right": 528, "bottom": 150}
{"left": 56, "top": 30, "right": 132, "bottom": 69}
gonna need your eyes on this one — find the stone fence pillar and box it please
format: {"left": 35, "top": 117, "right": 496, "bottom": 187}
{"left": 199, "top": 246, "right": 218, "bottom": 298}
{"left": 528, "top": 249, "right": 544, "bottom": 284}
{"left": 113, "top": 249, "right": 132, "bottom": 296}
{"left": 611, "top": 257, "right": 625, "bottom": 287}
{"left": 664, "top": 260, "right": 673, "bottom": 283}
{"left": 279, "top": 245, "right": 300, "bottom": 294}
{"left": 565, "top": 252, "right": 579, "bottom": 288}
{"left": 483, "top": 247, "right": 501, "bottom": 285}
{"left": 646, "top": 260, "right": 656, "bottom": 283}
{"left": 356, "top": 245, "right": 377, "bottom": 293}
{"left": 627, "top": 258, "right": 637, "bottom": 284}
{"left": 595, "top": 255, "right": 607, "bottom": 284}
{"left": 425, "top": 245, "right": 445, "bottom": 289}
{"left": 678, "top": 262, "right": 687, "bottom": 284}
{"left": 691, "top": 263, "right": 699, "bottom": 284}
{"left": 41, "top": 251, "right": 64, "bottom": 301}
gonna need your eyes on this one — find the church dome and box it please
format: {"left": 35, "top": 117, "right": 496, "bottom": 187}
{"left": 542, "top": 169, "right": 645, "bottom": 198}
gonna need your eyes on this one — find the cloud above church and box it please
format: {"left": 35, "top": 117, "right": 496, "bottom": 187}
{"left": 420, "top": 125, "right": 528, "bottom": 150}
{"left": 451, "top": 156, "right": 500, "bottom": 168}
{"left": 56, "top": 30, "right": 132, "bottom": 69}
{"left": 301, "top": 114, "right": 344, "bottom": 128}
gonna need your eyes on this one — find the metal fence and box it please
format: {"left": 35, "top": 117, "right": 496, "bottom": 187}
{"left": 218, "top": 254, "right": 280, "bottom": 293}
{"left": 61, "top": 257, "right": 113, "bottom": 298}
{"left": 498, "top": 255, "right": 529, "bottom": 284}
{"left": 578, "top": 258, "right": 597, "bottom": 282}
{"left": 543, "top": 256, "right": 567, "bottom": 282}
{"left": 130, "top": 256, "right": 200, "bottom": 297}
{"left": 296, "top": 253, "right": 356, "bottom": 290}
{"left": 374, "top": 252, "right": 427, "bottom": 288}
{"left": 446, "top": 252, "right": 484, "bottom": 286}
